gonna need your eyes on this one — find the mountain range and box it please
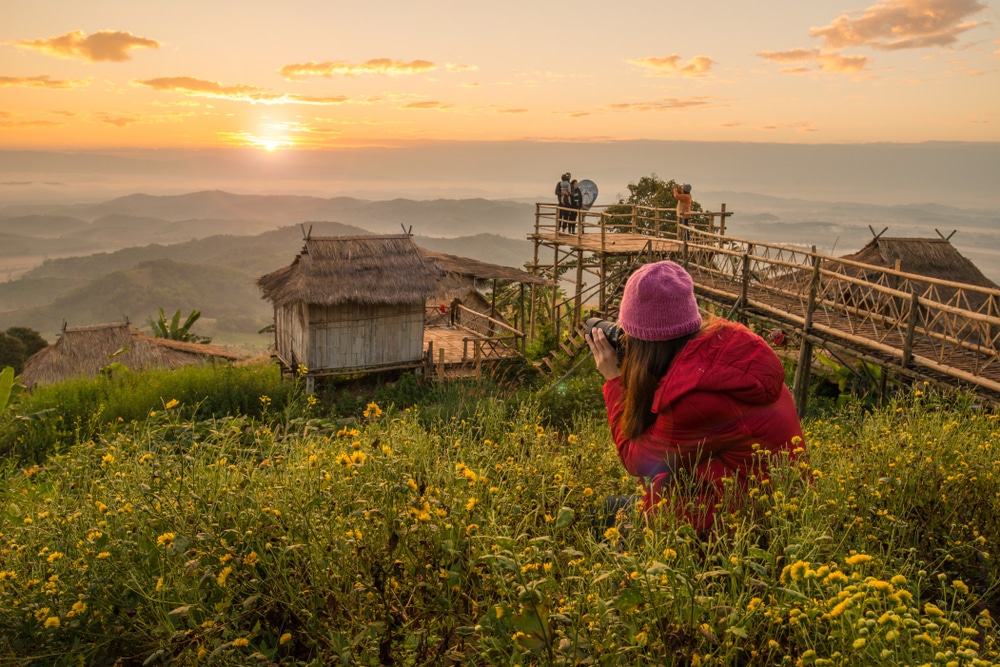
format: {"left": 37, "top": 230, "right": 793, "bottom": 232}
{"left": 1, "top": 189, "right": 996, "bottom": 348}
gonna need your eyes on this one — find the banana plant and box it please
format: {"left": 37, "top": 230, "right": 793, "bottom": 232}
{"left": 0, "top": 366, "right": 23, "bottom": 414}
{"left": 147, "top": 308, "right": 212, "bottom": 344}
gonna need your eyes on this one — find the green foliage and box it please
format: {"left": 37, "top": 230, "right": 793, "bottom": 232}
{"left": 0, "top": 332, "right": 26, "bottom": 374}
{"left": 605, "top": 173, "right": 704, "bottom": 231}
{"left": 613, "top": 173, "right": 703, "bottom": 213}
{"left": 147, "top": 307, "right": 212, "bottom": 343}
{"left": 5, "top": 327, "right": 48, "bottom": 359}
{"left": 535, "top": 366, "right": 607, "bottom": 432}
{"left": 0, "top": 326, "right": 44, "bottom": 375}
{"left": 0, "top": 362, "right": 297, "bottom": 464}
{"left": 0, "top": 366, "right": 23, "bottom": 413}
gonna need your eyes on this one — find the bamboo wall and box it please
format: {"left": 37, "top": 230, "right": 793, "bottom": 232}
{"left": 306, "top": 301, "right": 425, "bottom": 371}
{"left": 274, "top": 303, "right": 309, "bottom": 367}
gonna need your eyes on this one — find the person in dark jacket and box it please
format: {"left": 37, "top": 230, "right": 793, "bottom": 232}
{"left": 585, "top": 261, "right": 805, "bottom": 534}
{"left": 568, "top": 179, "right": 583, "bottom": 234}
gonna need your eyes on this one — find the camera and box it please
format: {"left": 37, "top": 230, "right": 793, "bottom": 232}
{"left": 585, "top": 317, "right": 624, "bottom": 358}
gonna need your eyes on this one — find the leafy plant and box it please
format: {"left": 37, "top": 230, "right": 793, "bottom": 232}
{"left": 0, "top": 366, "right": 23, "bottom": 413}
{"left": 147, "top": 307, "right": 212, "bottom": 343}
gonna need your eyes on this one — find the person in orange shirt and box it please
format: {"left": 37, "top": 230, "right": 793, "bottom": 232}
{"left": 673, "top": 183, "right": 692, "bottom": 240}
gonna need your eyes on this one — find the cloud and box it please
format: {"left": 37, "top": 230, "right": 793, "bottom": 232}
{"left": 495, "top": 108, "right": 528, "bottom": 114}
{"left": 627, "top": 55, "right": 715, "bottom": 77}
{"left": 0, "top": 118, "right": 67, "bottom": 128}
{"left": 604, "top": 96, "right": 723, "bottom": 112}
{"left": 758, "top": 121, "right": 820, "bottom": 133}
{"left": 758, "top": 48, "right": 869, "bottom": 73}
{"left": 279, "top": 58, "right": 436, "bottom": 80}
{"left": 134, "top": 76, "right": 355, "bottom": 105}
{"left": 93, "top": 112, "right": 142, "bottom": 127}
{"left": 16, "top": 29, "right": 160, "bottom": 62}
{"left": 809, "top": 0, "right": 987, "bottom": 51}
{"left": 400, "top": 100, "right": 453, "bottom": 111}
{"left": 0, "top": 75, "right": 90, "bottom": 89}
{"left": 446, "top": 63, "right": 479, "bottom": 73}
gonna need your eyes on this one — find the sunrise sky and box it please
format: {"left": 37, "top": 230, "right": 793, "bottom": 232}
{"left": 2, "top": 0, "right": 998, "bottom": 150}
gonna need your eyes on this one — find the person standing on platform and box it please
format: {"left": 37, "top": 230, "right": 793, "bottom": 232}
{"left": 449, "top": 296, "right": 462, "bottom": 327}
{"left": 568, "top": 179, "right": 583, "bottom": 234}
{"left": 673, "top": 183, "right": 693, "bottom": 240}
{"left": 557, "top": 173, "right": 572, "bottom": 231}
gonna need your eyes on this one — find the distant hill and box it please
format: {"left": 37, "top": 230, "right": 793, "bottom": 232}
{"left": 0, "top": 190, "right": 535, "bottom": 240}
{"left": 0, "top": 219, "right": 536, "bottom": 339}
{"left": 3, "top": 259, "right": 269, "bottom": 336}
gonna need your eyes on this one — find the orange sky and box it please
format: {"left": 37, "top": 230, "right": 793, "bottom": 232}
{"left": 2, "top": 0, "right": 998, "bottom": 149}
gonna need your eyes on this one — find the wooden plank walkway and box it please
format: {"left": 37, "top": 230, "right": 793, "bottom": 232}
{"left": 531, "top": 230, "right": 681, "bottom": 255}
{"left": 424, "top": 325, "right": 519, "bottom": 366}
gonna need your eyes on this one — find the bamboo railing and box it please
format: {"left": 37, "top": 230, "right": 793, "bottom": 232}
{"left": 679, "top": 228, "right": 1000, "bottom": 400}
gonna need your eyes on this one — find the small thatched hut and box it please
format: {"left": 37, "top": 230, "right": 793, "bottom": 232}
{"left": 839, "top": 236, "right": 997, "bottom": 289}
{"left": 21, "top": 322, "right": 241, "bottom": 389}
{"left": 420, "top": 248, "right": 550, "bottom": 335}
{"left": 257, "top": 234, "right": 442, "bottom": 376}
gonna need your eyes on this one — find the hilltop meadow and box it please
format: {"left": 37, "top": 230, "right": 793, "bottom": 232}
{"left": 1, "top": 360, "right": 998, "bottom": 666}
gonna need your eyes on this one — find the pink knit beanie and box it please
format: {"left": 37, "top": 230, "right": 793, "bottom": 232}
{"left": 618, "top": 261, "right": 702, "bottom": 341}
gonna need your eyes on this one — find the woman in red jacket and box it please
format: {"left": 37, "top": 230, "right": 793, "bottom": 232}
{"left": 585, "top": 261, "right": 805, "bottom": 535}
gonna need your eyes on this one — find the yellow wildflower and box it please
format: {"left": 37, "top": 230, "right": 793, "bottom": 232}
{"left": 165, "top": 399, "right": 179, "bottom": 409}
{"left": 280, "top": 633, "right": 292, "bottom": 645}
{"left": 44, "top": 616, "right": 60, "bottom": 629}
{"left": 844, "top": 554, "right": 873, "bottom": 566}
{"left": 232, "top": 637, "right": 249, "bottom": 647}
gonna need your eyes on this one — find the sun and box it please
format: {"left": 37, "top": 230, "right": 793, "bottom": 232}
{"left": 264, "top": 140, "right": 279, "bottom": 152}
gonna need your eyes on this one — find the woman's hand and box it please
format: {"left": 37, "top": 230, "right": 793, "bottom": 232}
{"left": 585, "top": 327, "right": 622, "bottom": 381}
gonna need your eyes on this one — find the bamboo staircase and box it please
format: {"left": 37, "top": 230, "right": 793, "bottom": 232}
{"left": 536, "top": 245, "right": 663, "bottom": 375}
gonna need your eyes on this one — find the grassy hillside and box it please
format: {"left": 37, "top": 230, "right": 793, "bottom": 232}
{"left": 0, "top": 367, "right": 997, "bottom": 666}
{"left": 1, "top": 259, "right": 270, "bottom": 335}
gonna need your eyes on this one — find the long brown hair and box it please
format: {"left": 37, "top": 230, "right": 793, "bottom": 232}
{"left": 619, "top": 332, "right": 697, "bottom": 440}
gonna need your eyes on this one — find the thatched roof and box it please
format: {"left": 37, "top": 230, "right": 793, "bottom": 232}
{"left": 839, "top": 237, "right": 998, "bottom": 288}
{"left": 258, "top": 234, "right": 443, "bottom": 308}
{"left": 21, "top": 322, "right": 241, "bottom": 389}
{"left": 420, "top": 249, "right": 550, "bottom": 286}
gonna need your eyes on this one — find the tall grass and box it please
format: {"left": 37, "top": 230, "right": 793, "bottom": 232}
{"left": 0, "top": 362, "right": 297, "bottom": 464}
{"left": 1, "top": 376, "right": 998, "bottom": 665}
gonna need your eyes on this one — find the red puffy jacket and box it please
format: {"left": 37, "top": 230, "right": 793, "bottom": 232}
{"left": 602, "top": 318, "right": 805, "bottom": 533}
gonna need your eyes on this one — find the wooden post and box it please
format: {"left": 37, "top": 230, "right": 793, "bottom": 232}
{"left": 682, "top": 233, "right": 689, "bottom": 268}
{"left": 738, "top": 247, "right": 752, "bottom": 324}
{"left": 600, "top": 254, "right": 607, "bottom": 313}
{"left": 437, "top": 348, "right": 445, "bottom": 385}
{"left": 902, "top": 291, "right": 920, "bottom": 368}
{"left": 600, "top": 211, "right": 607, "bottom": 253}
{"left": 519, "top": 283, "right": 526, "bottom": 355}
{"left": 654, "top": 206, "right": 661, "bottom": 238}
{"left": 574, "top": 248, "right": 584, "bottom": 326}
{"left": 719, "top": 203, "right": 728, "bottom": 237}
{"left": 551, "top": 244, "right": 560, "bottom": 338}
{"left": 305, "top": 375, "right": 315, "bottom": 395}
{"left": 793, "top": 249, "right": 822, "bottom": 417}
{"left": 631, "top": 205, "right": 637, "bottom": 233}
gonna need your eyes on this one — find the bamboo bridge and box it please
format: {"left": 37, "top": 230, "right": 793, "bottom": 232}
{"left": 527, "top": 203, "right": 1000, "bottom": 411}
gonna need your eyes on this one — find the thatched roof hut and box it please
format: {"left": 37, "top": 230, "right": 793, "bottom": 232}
{"left": 839, "top": 237, "right": 997, "bottom": 289}
{"left": 258, "top": 235, "right": 443, "bottom": 376}
{"left": 21, "top": 322, "right": 241, "bottom": 389}
{"left": 258, "top": 234, "right": 442, "bottom": 308}
{"left": 420, "top": 248, "right": 550, "bottom": 301}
